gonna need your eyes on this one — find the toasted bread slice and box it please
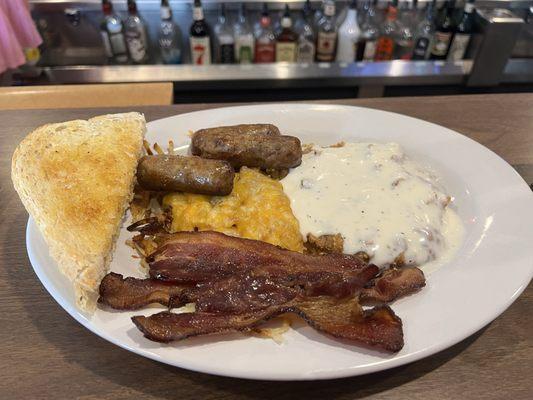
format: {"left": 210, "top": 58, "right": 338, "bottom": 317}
{"left": 12, "top": 112, "right": 146, "bottom": 312}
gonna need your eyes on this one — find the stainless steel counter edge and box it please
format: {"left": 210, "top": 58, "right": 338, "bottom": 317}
{"left": 42, "top": 61, "right": 478, "bottom": 87}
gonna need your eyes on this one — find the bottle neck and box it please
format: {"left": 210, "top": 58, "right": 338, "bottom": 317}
{"left": 347, "top": 8, "right": 358, "bottom": 20}
{"left": 260, "top": 16, "right": 271, "bottom": 28}
{"left": 161, "top": 6, "right": 171, "bottom": 20}
{"left": 323, "top": 3, "right": 335, "bottom": 17}
{"left": 386, "top": 5, "right": 397, "bottom": 21}
{"left": 464, "top": 3, "right": 474, "bottom": 14}
{"left": 281, "top": 16, "right": 292, "bottom": 29}
{"left": 193, "top": 6, "right": 204, "bottom": 21}
{"left": 103, "top": 2, "right": 112, "bottom": 16}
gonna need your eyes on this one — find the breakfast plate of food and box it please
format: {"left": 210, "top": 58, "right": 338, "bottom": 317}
{"left": 13, "top": 104, "right": 533, "bottom": 380}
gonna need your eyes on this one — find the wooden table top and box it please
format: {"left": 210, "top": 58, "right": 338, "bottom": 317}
{"left": 1, "top": 94, "right": 532, "bottom": 400}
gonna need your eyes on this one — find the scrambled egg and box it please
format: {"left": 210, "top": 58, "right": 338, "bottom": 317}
{"left": 162, "top": 167, "right": 304, "bottom": 252}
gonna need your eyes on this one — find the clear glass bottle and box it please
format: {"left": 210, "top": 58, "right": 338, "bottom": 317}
{"left": 447, "top": 0, "right": 476, "bottom": 60}
{"left": 394, "top": 0, "right": 415, "bottom": 59}
{"left": 214, "top": 4, "right": 235, "bottom": 64}
{"left": 336, "top": 0, "right": 361, "bottom": 63}
{"left": 100, "top": 0, "right": 129, "bottom": 64}
{"left": 158, "top": 0, "right": 182, "bottom": 64}
{"left": 190, "top": 0, "right": 212, "bottom": 65}
{"left": 412, "top": 0, "right": 435, "bottom": 60}
{"left": 255, "top": 3, "right": 276, "bottom": 63}
{"left": 295, "top": 0, "right": 316, "bottom": 63}
{"left": 125, "top": 0, "right": 149, "bottom": 64}
{"left": 276, "top": 5, "right": 298, "bottom": 62}
{"left": 234, "top": 3, "right": 255, "bottom": 63}
{"left": 316, "top": 0, "right": 338, "bottom": 62}
{"left": 357, "top": 0, "right": 379, "bottom": 61}
{"left": 374, "top": 0, "right": 399, "bottom": 61}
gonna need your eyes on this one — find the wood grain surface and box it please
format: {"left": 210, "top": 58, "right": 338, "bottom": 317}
{"left": 1, "top": 94, "right": 532, "bottom": 400}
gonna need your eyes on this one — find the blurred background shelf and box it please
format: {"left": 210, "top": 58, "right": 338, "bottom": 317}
{"left": 7, "top": 0, "right": 532, "bottom": 101}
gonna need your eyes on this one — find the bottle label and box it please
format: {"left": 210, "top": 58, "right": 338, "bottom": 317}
{"left": 236, "top": 35, "right": 254, "bottom": 63}
{"left": 431, "top": 31, "right": 452, "bottom": 56}
{"left": 220, "top": 44, "right": 235, "bottom": 63}
{"left": 100, "top": 31, "right": 113, "bottom": 58}
{"left": 362, "top": 40, "right": 377, "bottom": 61}
{"left": 297, "top": 39, "right": 315, "bottom": 63}
{"left": 239, "top": 46, "right": 253, "bottom": 63}
{"left": 276, "top": 42, "right": 297, "bottom": 62}
{"left": 126, "top": 31, "right": 147, "bottom": 62}
{"left": 190, "top": 36, "right": 211, "bottom": 65}
{"left": 394, "top": 40, "right": 414, "bottom": 60}
{"left": 316, "top": 31, "right": 337, "bottom": 61}
{"left": 255, "top": 42, "right": 275, "bottom": 63}
{"left": 412, "top": 37, "right": 430, "bottom": 59}
{"left": 336, "top": 36, "right": 357, "bottom": 62}
{"left": 110, "top": 32, "right": 127, "bottom": 55}
{"left": 374, "top": 37, "right": 394, "bottom": 61}
{"left": 447, "top": 33, "right": 471, "bottom": 61}
{"left": 193, "top": 7, "right": 204, "bottom": 21}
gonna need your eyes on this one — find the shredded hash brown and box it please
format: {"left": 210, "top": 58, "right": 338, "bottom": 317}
{"left": 162, "top": 167, "right": 304, "bottom": 252}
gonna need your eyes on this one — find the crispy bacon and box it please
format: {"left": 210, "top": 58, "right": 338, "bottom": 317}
{"left": 177, "top": 275, "right": 299, "bottom": 314}
{"left": 360, "top": 267, "right": 426, "bottom": 304}
{"left": 100, "top": 231, "right": 412, "bottom": 352}
{"left": 98, "top": 272, "right": 188, "bottom": 310}
{"left": 148, "top": 231, "right": 378, "bottom": 298}
{"left": 132, "top": 297, "right": 403, "bottom": 352}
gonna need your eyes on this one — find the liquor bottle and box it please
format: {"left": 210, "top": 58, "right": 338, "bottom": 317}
{"left": 447, "top": 0, "right": 476, "bottom": 60}
{"left": 190, "top": 0, "right": 211, "bottom": 65}
{"left": 276, "top": 5, "right": 298, "bottom": 62}
{"left": 412, "top": 0, "right": 435, "bottom": 59}
{"left": 100, "top": 0, "right": 129, "bottom": 64}
{"left": 315, "top": 0, "right": 338, "bottom": 62}
{"left": 394, "top": 0, "right": 415, "bottom": 59}
{"left": 374, "top": 0, "right": 399, "bottom": 61}
{"left": 214, "top": 4, "right": 235, "bottom": 64}
{"left": 336, "top": 0, "right": 360, "bottom": 63}
{"left": 255, "top": 3, "right": 276, "bottom": 63}
{"left": 125, "top": 0, "right": 149, "bottom": 64}
{"left": 159, "top": 0, "right": 182, "bottom": 64}
{"left": 357, "top": 0, "right": 379, "bottom": 61}
{"left": 429, "top": 0, "right": 456, "bottom": 60}
{"left": 234, "top": 3, "right": 255, "bottom": 63}
{"left": 295, "top": 0, "right": 316, "bottom": 63}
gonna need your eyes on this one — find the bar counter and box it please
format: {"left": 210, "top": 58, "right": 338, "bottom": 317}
{"left": 0, "top": 94, "right": 532, "bottom": 399}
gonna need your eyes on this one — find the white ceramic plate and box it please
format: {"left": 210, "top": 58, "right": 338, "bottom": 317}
{"left": 26, "top": 104, "right": 533, "bottom": 380}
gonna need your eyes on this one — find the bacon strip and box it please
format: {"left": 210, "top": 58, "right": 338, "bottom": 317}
{"left": 132, "top": 297, "right": 403, "bottom": 352}
{"left": 98, "top": 273, "right": 188, "bottom": 310}
{"left": 360, "top": 268, "right": 426, "bottom": 304}
{"left": 148, "top": 231, "right": 378, "bottom": 298}
{"left": 178, "top": 275, "right": 300, "bottom": 314}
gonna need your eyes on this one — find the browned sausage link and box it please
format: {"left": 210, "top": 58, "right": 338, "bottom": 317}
{"left": 194, "top": 124, "right": 280, "bottom": 137}
{"left": 191, "top": 131, "right": 302, "bottom": 170}
{"left": 137, "top": 155, "right": 235, "bottom": 196}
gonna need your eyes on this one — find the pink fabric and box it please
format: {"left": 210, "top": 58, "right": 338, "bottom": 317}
{"left": 0, "top": 0, "right": 42, "bottom": 74}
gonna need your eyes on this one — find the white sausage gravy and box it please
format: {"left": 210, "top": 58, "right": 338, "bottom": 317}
{"left": 282, "top": 142, "right": 464, "bottom": 269}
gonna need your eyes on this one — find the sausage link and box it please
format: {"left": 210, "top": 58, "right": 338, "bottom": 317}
{"left": 137, "top": 155, "right": 234, "bottom": 196}
{"left": 191, "top": 131, "right": 302, "bottom": 170}
{"left": 194, "top": 124, "right": 280, "bottom": 137}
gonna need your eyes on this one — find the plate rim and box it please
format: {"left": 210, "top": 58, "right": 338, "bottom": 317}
{"left": 25, "top": 103, "right": 533, "bottom": 381}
